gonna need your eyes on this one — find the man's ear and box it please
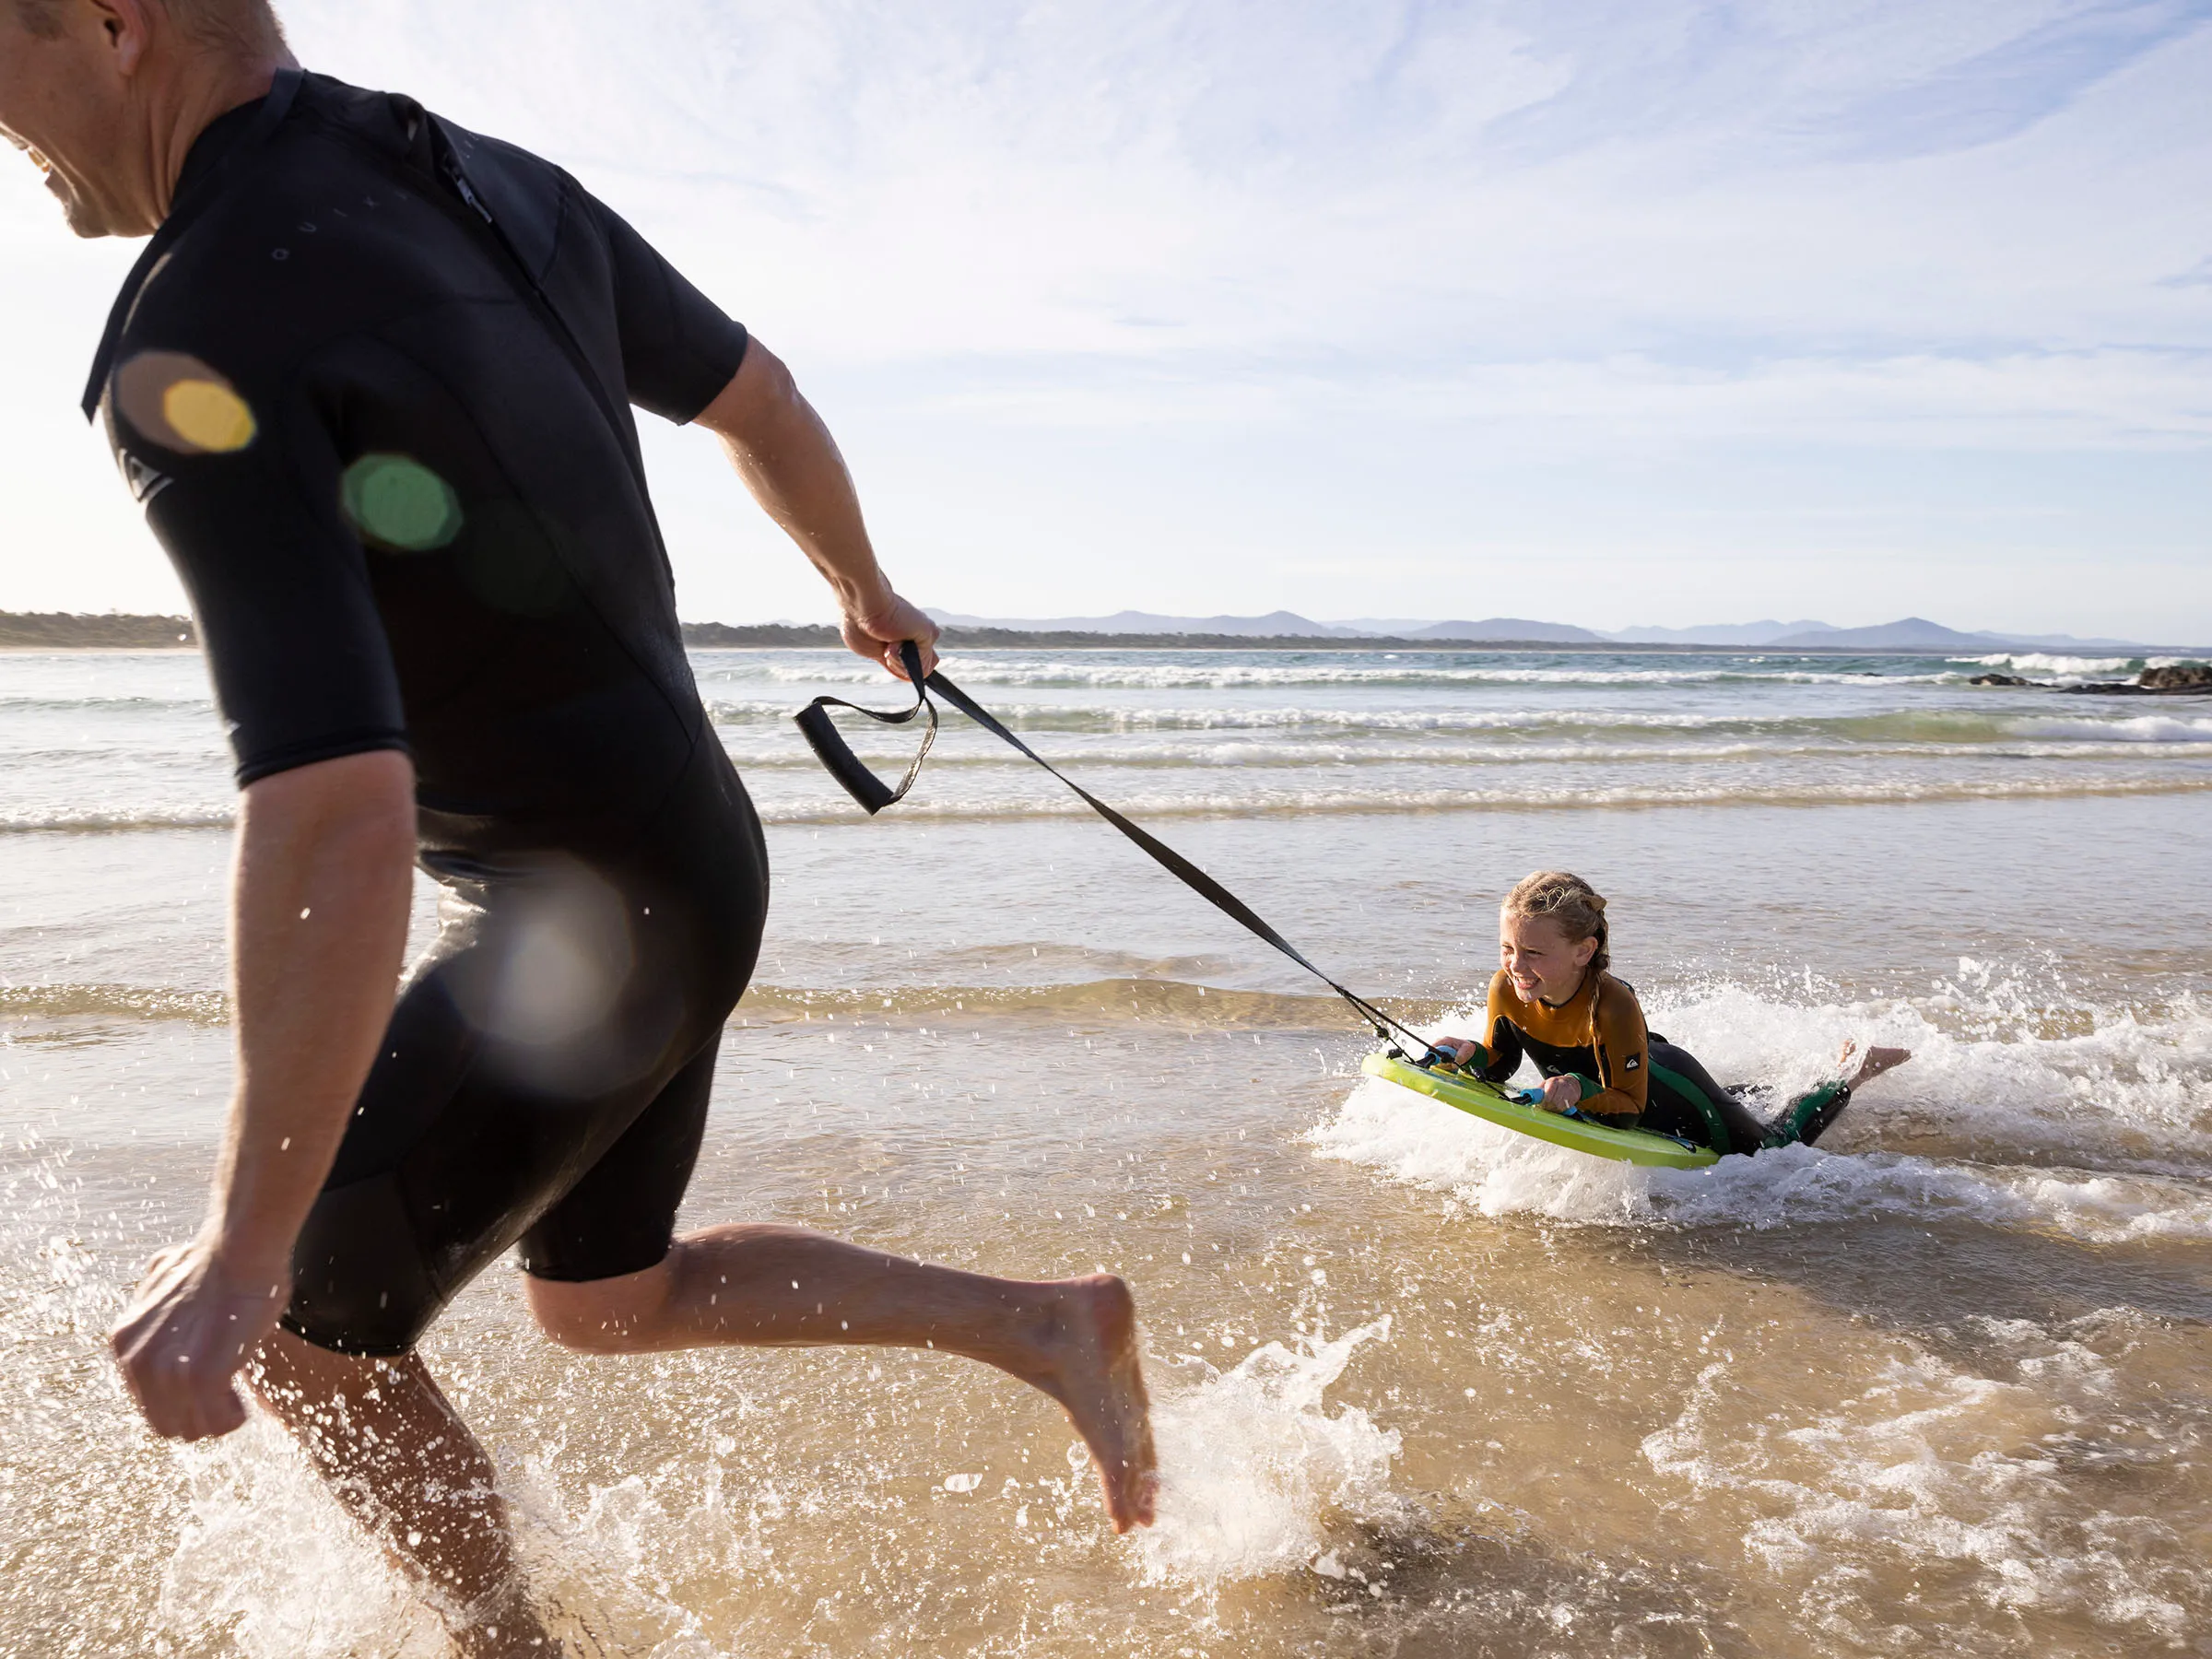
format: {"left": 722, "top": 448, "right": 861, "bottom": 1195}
{"left": 87, "top": 0, "right": 155, "bottom": 76}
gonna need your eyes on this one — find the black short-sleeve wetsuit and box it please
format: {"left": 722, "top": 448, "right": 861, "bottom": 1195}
{"left": 88, "top": 70, "right": 770, "bottom": 1355}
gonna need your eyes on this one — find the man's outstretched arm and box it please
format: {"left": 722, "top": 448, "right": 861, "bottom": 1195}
{"left": 693, "top": 337, "right": 941, "bottom": 679}
{"left": 112, "top": 748, "right": 415, "bottom": 1439}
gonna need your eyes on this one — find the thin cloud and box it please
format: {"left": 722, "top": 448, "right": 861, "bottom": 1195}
{"left": 0, "top": 2, "right": 2204, "bottom": 633}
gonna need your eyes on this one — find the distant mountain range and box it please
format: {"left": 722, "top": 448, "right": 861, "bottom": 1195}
{"left": 5, "top": 608, "right": 2192, "bottom": 655}
{"left": 0, "top": 610, "right": 198, "bottom": 649}
{"left": 925, "top": 609, "right": 2181, "bottom": 652}
{"left": 926, "top": 609, "right": 1375, "bottom": 639}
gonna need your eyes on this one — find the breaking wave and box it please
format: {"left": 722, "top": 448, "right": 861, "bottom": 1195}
{"left": 738, "top": 657, "right": 1954, "bottom": 691}
{"left": 1967, "top": 653, "right": 2138, "bottom": 677}
{"left": 1309, "top": 967, "right": 2212, "bottom": 1240}
{"left": 737, "top": 774, "right": 2212, "bottom": 826}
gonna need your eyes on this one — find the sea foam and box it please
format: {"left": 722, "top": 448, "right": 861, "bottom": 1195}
{"left": 2006, "top": 713, "right": 2212, "bottom": 743}
{"left": 1641, "top": 1319, "right": 2194, "bottom": 1642}
{"left": 1307, "top": 971, "right": 2212, "bottom": 1239}
{"left": 1135, "top": 1320, "right": 1401, "bottom": 1586}
{"left": 1969, "top": 653, "right": 2136, "bottom": 677}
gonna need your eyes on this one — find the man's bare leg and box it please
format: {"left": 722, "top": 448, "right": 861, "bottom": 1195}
{"left": 527, "top": 1226, "right": 1158, "bottom": 1531}
{"left": 249, "top": 1331, "right": 556, "bottom": 1658}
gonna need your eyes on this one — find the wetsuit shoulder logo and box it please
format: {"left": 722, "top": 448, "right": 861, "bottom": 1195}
{"left": 121, "top": 452, "right": 173, "bottom": 506}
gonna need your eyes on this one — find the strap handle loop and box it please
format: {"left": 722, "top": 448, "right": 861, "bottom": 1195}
{"left": 792, "top": 640, "right": 935, "bottom": 815}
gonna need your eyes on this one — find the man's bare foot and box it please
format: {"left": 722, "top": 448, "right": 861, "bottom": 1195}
{"left": 1025, "top": 1275, "right": 1158, "bottom": 1532}
{"left": 453, "top": 1618, "right": 563, "bottom": 1658}
{"left": 1841, "top": 1041, "right": 1912, "bottom": 1091}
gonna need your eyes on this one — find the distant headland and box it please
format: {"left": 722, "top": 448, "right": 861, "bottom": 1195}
{"left": 0, "top": 611, "right": 198, "bottom": 649}
{"left": 6, "top": 609, "right": 2204, "bottom": 657}
{"left": 918, "top": 610, "right": 2203, "bottom": 654}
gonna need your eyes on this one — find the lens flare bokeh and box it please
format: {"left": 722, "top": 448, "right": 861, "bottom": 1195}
{"left": 113, "top": 351, "right": 257, "bottom": 455}
{"left": 341, "top": 454, "right": 465, "bottom": 552}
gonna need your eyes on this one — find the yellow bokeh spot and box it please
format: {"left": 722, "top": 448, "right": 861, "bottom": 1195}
{"left": 160, "top": 379, "right": 257, "bottom": 453}
{"left": 114, "top": 351, "right": 257, "bottom": 457}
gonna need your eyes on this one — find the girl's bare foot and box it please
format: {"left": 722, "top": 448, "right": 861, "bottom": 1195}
{"left": 1840, "top": 1041, "right": 1912, "bottom": 1091}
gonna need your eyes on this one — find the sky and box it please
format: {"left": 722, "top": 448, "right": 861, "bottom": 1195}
{"left": 2, "top": 0, "right": 2207, "bottom": 640}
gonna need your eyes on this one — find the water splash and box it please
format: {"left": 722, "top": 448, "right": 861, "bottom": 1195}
{"left": 1135, "top": 1320, "right": 1400, "bottom": 1585}
{"left": 159, "top": 1418, "right": 446, "bottom": 1658}
{"left": 1968, "top": 653, "right": 2136, "bottom": 677}
{"left": 1641, "top": 1319, "right": 2196, "bottom": 1642}
{"left": 152, "top": 1416, "right": 749, "bottom": 1658}
{"left": 1308, "top": 968, "right": 2212, "bottom": 1238}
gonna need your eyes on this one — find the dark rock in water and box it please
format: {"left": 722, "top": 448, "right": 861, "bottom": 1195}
{"left": 1969, "top": 672, "right": 2032, "bottom": 687}
{"left": 2140, "top": 663, "right": 2212, "bottom": 690}
{"left": 2061, "top": 665, "right": 2212, "bottom": 696}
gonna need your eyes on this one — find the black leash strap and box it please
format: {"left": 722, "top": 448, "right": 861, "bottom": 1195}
{"left": 794, "top": 642, "right": 1440, "bottom": 1058}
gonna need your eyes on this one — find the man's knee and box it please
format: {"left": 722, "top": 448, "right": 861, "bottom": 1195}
{"left": 525, "top": 1259, "right": 674, "bottom": 1355}
{"left": 251, "top": 1325, "right": 385, "bottom": 1410}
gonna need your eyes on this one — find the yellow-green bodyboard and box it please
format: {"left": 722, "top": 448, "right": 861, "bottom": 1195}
{"left": 1360, "top": 1053, "right": 1721, "bottom": 1170}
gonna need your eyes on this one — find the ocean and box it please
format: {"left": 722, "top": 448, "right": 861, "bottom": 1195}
{"left": 4, "top": 644, "right": 2209, "bottom": 1656}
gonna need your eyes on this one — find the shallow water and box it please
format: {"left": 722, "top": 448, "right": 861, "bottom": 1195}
{"left": 4, "top": 647, "right": 2210, "bottom": 1656}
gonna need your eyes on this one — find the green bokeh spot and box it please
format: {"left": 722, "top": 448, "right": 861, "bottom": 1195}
{"left": 342, "top": 454, "right": 462, "bottom": 552}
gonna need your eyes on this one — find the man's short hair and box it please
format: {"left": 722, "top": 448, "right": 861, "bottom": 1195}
{"left": 13, "top": 0, "right": 66, "bottom": 39}
{"left": 13, "top": 0, "right": 286, "bottom": 50}
{"left": 171, "top": 0, "right": 287, "bottom": 52}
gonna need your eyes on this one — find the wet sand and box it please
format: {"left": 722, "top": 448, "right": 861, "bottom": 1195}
{"left": 3, "top": 649, "right": 2209, "bottom": 1654}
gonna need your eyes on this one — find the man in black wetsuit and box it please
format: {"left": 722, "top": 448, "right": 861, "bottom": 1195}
{"left": 1, "top": 4, "right": 1154, "bottom": 1650}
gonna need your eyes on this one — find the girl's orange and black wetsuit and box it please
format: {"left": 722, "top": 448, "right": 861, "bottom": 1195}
{"left": 1464, "top": 970, "right": 1851, "bottom": 1155}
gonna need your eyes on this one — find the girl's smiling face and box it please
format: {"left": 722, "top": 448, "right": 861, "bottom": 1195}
{"left": 1500, "top": 911, "right": 1597, "bottom": 1006}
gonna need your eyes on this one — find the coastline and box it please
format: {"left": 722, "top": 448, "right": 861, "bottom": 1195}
{"left": 678, "top": 622, "right": 2212, "bottom": 654}
{"left": 0, "top": 612, "right": 196, "bottom": 650}
{"left": 12, "top": 614, "right": 2206, "bottom": 656}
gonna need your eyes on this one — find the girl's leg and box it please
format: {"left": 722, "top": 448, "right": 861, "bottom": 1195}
{"left": 1759, "top": 1042, "right": 1916, "bottom": 1147}
{"left": 1841, "top": 1041, "right": 1913, "bottom": 1090}
{"left": 1647, "top": 1041, "right": 1771, "bottom": 1154}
